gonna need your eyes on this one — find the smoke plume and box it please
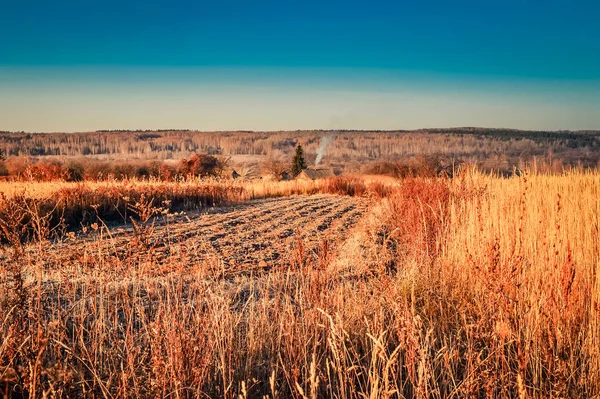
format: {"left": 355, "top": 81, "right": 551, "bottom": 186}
{"left": 315, "top": 135, "right": 333, "bottom": 166}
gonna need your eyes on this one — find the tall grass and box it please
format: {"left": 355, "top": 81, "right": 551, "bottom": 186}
{"left": 0, "top": 171, "right": 598, "bottom": 398}
{"left": 0, "top": 177, "right": 386, "bottom": 240}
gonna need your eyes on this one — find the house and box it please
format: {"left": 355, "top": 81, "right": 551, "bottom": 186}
{"left": 261, "top": 171, "right": 292, "bottom": 181}
{"left": 296, "top": 168, "right": 334, "bottom": 181}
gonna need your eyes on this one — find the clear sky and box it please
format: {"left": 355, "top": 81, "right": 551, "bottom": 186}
{"left": 1, "top": 0, "right": 599, "bottom": 132}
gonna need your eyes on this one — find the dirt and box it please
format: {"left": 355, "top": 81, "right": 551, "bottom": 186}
{"left": 38, "top": 195, "right": 368, "bottom": 277}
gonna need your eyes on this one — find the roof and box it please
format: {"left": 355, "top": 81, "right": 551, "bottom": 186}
{"left": 296, "top": 168, "right": 334, "bottom": 180}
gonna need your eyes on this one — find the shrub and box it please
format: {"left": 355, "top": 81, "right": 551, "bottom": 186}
{"left": 321, "top": 176, "right": 367, "bottom": 196}
{"left": 361, "top": 161, "right": 400, "bottom": 177}
{"left": 158, "top": 163, "right": 176, "bottom": 181}
{"left": 3, "top": 157, "right": 31, "bottom": 178}
{"left": 110, "top": 163, "right": 136, "bottom": 180}
{"left": 135, "top": 165, "right": 151, "bottom": 179}
{"left": 178, "top": 154, "right": 222, "bottom": 177}
{"left": 83, "top": 161, "right": 111, "bottom": 180}
{"left": 24, "top": 161, "right": 69, "bottom": 181}
{"left": 66, "top": 161, "right": 85, "bottom": 182}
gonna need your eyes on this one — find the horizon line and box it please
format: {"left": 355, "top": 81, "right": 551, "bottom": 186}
{"left": 1, "top": 126, "right": 599, "bottom": 135}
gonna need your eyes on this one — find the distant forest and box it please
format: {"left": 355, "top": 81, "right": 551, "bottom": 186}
{"left": 1, "top": 128, "right": 599, "bottom": 174}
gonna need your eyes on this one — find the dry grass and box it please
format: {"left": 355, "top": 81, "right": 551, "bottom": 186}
{"left": 0, "top": 171, "right": 599, "bottom": 398}
{"left": 0, "top": 177, "right": 388, "bottom": 241}
{"left": 0, "top": 175, "right": 385, "bottom": 200}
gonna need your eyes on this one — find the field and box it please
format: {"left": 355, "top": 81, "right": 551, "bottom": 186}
{"left": 40, "top": 195, "right": 367, "bottom": 276}
{"left": 1, "top": 169, "right": 600, "bottom": 398}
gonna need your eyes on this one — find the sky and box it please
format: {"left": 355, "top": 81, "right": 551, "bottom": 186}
{"left": 1, "top": 0, "right": 599, "bottom": 132}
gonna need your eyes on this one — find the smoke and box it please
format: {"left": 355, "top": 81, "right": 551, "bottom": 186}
{"left": 315, "top": 135, "right": 333, "bottom": 166}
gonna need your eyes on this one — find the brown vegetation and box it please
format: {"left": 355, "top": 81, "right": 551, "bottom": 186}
{"left": 0, "top": 154, "right": 230, "bottom": 183}
{"left": 2, "top": 128, "right": 599, "bottom": 177}
{"left": 0, "top": 170, "right": 599, "bottom": 398}
{"left": 0, "top": 177, "right": 387, "bottom": 239}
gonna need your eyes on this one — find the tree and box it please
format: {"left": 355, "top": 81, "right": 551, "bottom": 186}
{"left": 177, "top": 154, "right": 227, "bottom": 178}
{"left": 262, "top": 158, "right": 289, "bottom": 180}
{"left": 0, "top": 149, "right": 6, "bottom": 177}
{"left": 291, "top": 144, "right": 307, "bottom": 176}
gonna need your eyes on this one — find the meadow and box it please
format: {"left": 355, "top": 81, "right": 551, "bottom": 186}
{"left": 1, "top": 166, "right": 598, "bottom": 398}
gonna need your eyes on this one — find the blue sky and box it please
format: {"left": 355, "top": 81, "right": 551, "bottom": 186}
{"left": 1, "top": 0, "right": 599, "bottom": 131}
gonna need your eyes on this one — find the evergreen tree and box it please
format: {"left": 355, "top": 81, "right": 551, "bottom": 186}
{"left": 291, "top": 144, "right": 307, "bottom": 176}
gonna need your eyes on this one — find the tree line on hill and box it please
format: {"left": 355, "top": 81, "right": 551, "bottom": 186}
{"left": 0, "top": 154, "right": 230, "bottom": 182}
{"left": 1, "top": 129, "right": 600, "bottom": 176}
{"left": 0, "top": 145, "right": 314, "bottom": 182}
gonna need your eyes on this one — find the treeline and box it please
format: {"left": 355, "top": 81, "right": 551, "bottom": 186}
{"left": 95, "top": 129, "right": 191, "bottom": 133}
{"left": 1, "top": 129, "right": 599, "bottom": 170}
{"left": 360, "top": 154, "right": 580, "bottom": 177}
{"left": 426, "top": 127, "right": 600, "bottom": 147}
{"left": 0, "top": 154, "right": 228, "bottom": 182}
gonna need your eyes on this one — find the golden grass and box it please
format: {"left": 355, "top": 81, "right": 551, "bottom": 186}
{"left": 0, "top": 171, "right": 599, "bottom": 398}
{"left": 439, "top": 170, "right": 600, "bottom": 394}
{"left": 0, "top": 175, "right": 391, "bottom": 200}
{"left": 0, "top": 176, "right": 390, "bottom": 240}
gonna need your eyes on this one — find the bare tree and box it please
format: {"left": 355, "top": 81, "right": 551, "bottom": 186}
{"left": 262, "top": 158, "right": 290, "bottom": 180}
{"left": 234, "top": 162, "right": 257, "bottom": 179}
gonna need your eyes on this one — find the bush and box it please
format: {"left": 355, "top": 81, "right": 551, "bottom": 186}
{"left": 24, "top": 161, "right": 69, "bottom": 181}
{"left": 361, "top": 161, "right": 400, "bottom": 177}
{"left": 66, "top": 161, "right": 85, "bottom": 182}
{"left": 363, "top": 157, "right": 461, "bottom": 178}
{"left": 110, "top": 163, "right": 136, "bottom": 180}
{"left": 321, "top": 176, "right": 367, "bottom": 196}
{"left": 135, "top": 165, "right": 151, "bottom": 179}
{"left": 178, "top": 154, "right": 222, "bottom": 177}
{"left": 4, "top": 157, "right": 31, "bottom": 178}
{"left": 158, "top": 164, "right": 176, "bottom": 181}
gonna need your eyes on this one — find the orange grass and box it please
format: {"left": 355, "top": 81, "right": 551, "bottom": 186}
{"left": 0, "top": 171, "right": 599, "bottom": 398}
{"left": 0, "top": 177, "right": 387, "bottom": 240}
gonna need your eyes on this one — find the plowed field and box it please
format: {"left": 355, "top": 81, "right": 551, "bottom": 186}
{"left": 40, "top": 195, "right": 368, "bottom": 278}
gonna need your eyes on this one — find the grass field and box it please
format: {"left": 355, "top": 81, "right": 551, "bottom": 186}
{"left": 1, "top": 171, "right": 599, "bottom": 398}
